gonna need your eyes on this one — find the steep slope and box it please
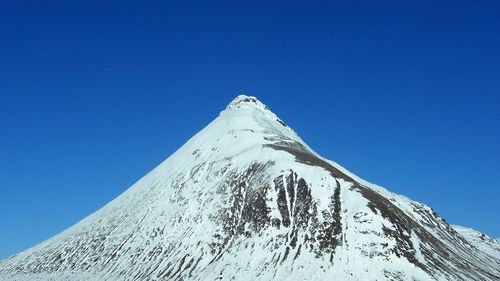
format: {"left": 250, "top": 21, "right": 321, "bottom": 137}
{"left": 452, "top": 225, "right": 500, "bottom": 259}
{"left": 0, "top": 95, "right": 499, "bottom": 281}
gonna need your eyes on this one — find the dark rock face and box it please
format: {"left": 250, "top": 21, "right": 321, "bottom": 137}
{"left": 208, "top": 162, "right": 346, "bottom": 269}
{"left": 315, "top": 179, "right": 342, "bottom": 261}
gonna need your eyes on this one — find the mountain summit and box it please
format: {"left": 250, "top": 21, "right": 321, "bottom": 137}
{"left": 1, "top": 95, "right": 499, "bottom": 281}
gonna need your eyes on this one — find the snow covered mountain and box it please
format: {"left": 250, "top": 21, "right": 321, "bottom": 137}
{"left": 0, "top": 95, "right": 499, "bottom": 281}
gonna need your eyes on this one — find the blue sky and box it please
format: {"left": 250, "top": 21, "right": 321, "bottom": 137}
{"left": 0, "top": 1, "right": 499, "bottom": 259}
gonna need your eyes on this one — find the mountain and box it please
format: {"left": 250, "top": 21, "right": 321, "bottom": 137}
{"left": 0, "top": 95, "right": 498, "bottom": 281}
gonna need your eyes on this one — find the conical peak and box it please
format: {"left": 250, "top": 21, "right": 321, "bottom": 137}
{"left": 221, "top": 95, "right": 287, "bottom": 129}
{"left": 218, "top": 95, "right": 301, "bottom": 144}
{"left": 220, "top": 95, "right": 281, "bottom": 127}
{"left": 225, "top": 95, "right": 269, "bottom": 112}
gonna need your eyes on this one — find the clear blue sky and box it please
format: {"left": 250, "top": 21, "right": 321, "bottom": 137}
{"left": 0, "top": 1, "right": 499, "bottom": 259}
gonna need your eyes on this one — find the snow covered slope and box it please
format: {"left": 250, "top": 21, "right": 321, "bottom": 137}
{"left": 452, "top": 225, "right": 500, "bottom": 259}
{"left": 0, "top": 95, "right": 499, "bottom": 281}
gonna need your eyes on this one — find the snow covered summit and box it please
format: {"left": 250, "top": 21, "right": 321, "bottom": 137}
{"left": 0, "top": 96, "right": 499, "bottom": 281}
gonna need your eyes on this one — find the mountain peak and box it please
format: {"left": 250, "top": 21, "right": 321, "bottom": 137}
{"left": 225, "top": 94, "right": 269, "bottom": 112}
{"left": 218, "top": 95, "right": 298, "bottom": 143}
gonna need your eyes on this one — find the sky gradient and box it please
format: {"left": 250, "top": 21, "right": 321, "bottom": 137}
{"left": 0, "top": 1, "right": 499, "bottom": 259}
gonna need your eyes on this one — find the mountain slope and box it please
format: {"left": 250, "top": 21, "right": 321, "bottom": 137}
{"left": 452, "top": 225, "right": 500, "bottom": 259}
{"left": 0, "top": 95, "right": 498, "bottom": 281}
